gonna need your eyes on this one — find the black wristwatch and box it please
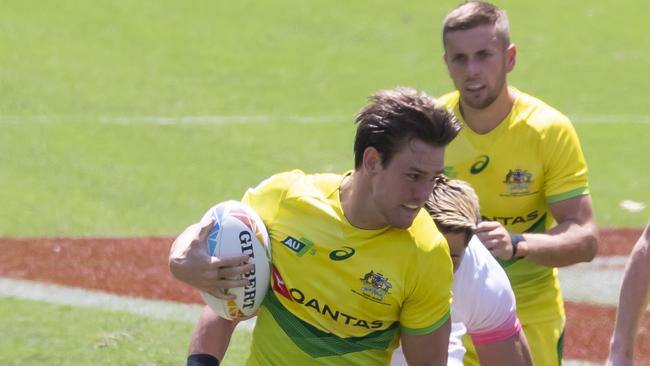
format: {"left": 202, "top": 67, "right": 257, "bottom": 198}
{"left": 188, "top": 354, "right": 220, "bottom": 366}
{"left": 509, "top": 233, "right": 525, "bottom": 260}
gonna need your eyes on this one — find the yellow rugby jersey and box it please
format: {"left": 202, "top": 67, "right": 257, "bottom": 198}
{"left": 438, "top": 88, "right": 589, "bottom": 324}
{"left": 241, "top": 170, "right": 453, "bottom": 365}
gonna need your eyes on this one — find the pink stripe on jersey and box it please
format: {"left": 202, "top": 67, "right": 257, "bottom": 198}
{"left": 469, "top": 312, "right": 522, "bottom": 345}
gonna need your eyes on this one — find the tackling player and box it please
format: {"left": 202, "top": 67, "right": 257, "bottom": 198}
{"left": 437, "top": 2, "right": 599, "bottom": 365}
{"left": 392, "top": 177, "right": 532, "bottom": 366}
{"left": 169, "top": 87, "right": 461, "bottom": 365}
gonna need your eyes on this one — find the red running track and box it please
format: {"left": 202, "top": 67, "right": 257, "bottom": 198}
{"left": 0, "top": 228, "right": 647, "bottom": 364}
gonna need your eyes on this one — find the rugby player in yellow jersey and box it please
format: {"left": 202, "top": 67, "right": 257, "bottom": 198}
{"left": 175, "top": 177, "right": 534, "bottom": 366}
{"left": 437, "top": 2, "right": 600, "bottom": 365}
{"left": 169, "top": 87, "right": 461, "bottom": 365}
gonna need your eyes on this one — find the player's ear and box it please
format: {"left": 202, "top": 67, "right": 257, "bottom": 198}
{"left": 443, "top": 51, "right": 452, "bottom": 72}
{"left": 505, "top": 43, "right": 516, "bottom": 72}
{"left": 442, "top": 34, "right": 450, "bottom": 65}
{"left": 362, "top": 147, "right": 382, "bottom": 175}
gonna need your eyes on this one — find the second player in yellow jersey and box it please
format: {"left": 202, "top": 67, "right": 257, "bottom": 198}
{"left": 438, "top": 2, "right": 599, "bottom": 365}
{"left": 439, "top": 88, "right": 588, "bottom": 324}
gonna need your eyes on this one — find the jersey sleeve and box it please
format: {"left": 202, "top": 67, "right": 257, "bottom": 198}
{"left": 540, "top": 115, "right": 590, "bottom": 203}
{"left": 241, "top": 170, "right": 303, "bottom": 226}
{"left": 463, "top": 238, "right": 522, "bottom": 344}
{"left": 399, "top": 224, "right": 453, "bottom": 335}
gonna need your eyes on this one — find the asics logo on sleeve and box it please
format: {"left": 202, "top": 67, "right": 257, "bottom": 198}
{"left": 470, "top": 155, "right": 490, "bottom": 174}
{"left": 329, "top": 246, "right": 355, "bottom": 261}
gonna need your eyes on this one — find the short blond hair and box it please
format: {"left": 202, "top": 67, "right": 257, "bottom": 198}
{"left": 442, "top": 1, "right": 510, "bottom": 49}
{"left": 425, "top": 176, "right": 480, "bottom": 241}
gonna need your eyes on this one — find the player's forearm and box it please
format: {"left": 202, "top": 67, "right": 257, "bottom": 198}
{"left": 474, "top": 331, "right": 532, "bottom": 366}
{"left": 609, "top": 236, "right": 650, "bottom": 360}
{"left": 401, "top": 319, "right": 450, "bottom": 366}
{"left": 517, "top": 219, "right": 598, "bottom": 267}
{"left": 189, "top": 306, "right": 239, "bottom": 361}
{"left": 609, "top": 293, "right": 645, "bottom": 362}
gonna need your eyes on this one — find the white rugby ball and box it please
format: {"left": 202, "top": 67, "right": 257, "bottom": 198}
{"left": 199, "top": 200, "right": 271, "bottom": 320}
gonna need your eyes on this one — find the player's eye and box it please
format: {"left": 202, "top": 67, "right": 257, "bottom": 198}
{"left": 451, "top": 54, "right": 466, "bottom": 63}
{"left": 477, "top": 50, "right": 491, "bottom": 60}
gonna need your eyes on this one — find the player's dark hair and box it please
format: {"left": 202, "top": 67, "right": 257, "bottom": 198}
{"left": 443, "top": 1, "right": 510, "bottom": 48}
{"left": 353, "top": 87, "right": 460, "bottom": 169}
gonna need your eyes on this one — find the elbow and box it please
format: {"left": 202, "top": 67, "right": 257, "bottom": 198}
{"left": 168, "top": 235, "right": 191, "bottom": 282}
{"left": 168, "top": 257, "right": 181, "bottom": 280}
{"left": 167, "top": 249, "right": 186, "bottom": 281}
{"left": 168, "top": 257, "right": 177, "bottom": 275}
{"left": 581, "top": 229, "right": 599, "bottom": 262}
{"left": 168, "top": 256, "right": 190, "bottom": 283}
{"left": 168, "top": 245, "right": 179, "bottom": 278}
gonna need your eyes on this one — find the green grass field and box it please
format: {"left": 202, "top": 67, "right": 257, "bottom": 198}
{"left": 2, "top": 0, "right": 649, "bottom": 237}
{"left": 0, "top": 297, "right": 252, "bottom": 366}
{"left": 2, "top": 0, "right": 649, "bottom": 236}
{"left": 1, "top": 0, "right": 649, "bottom": 364}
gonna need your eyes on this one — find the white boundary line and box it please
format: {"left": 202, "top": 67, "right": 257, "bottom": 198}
{"left": 0, "top": 277, "right": 256, "bottom": 330}
{"left": 0, "top": 254, "right": 628, "bottom": 313}
{"left": 564, "top": 361, "right": 601, "bottom": 366}
{"left": 0, "top": 115, "right": 348, "bottom": 125}
{"left": 0, "top": 254, "right": 629, "bottom": 311}
{"left": 1, "top": 114, "right": 650, "bottom": 125}
{"left": 570, "top": 114, "right": 650, "bottom": 124}
{"left": 558, "top": 256, "right": 627, "bottom": 306}
{"left": 0, "top": 276, "right": 611, "bottom": 365}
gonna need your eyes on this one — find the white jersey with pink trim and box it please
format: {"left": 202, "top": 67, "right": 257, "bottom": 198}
{"left": 452, "top": 236, "right": 521, "bottom": 345}
{"left": 391, "top": 236, "right": 521, "bottom": 365}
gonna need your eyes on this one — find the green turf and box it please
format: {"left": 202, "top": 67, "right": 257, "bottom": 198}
{"left": 1, "top": 2, "right": 649, "bottom": 365}
{"left": 0, "top": 119, "right": 353, "bottom": 235}
{"left": 1, "top": 0, "right": 649, "bottom": 236}
{"left": 0, "top": 297, "right": 252, "bottom": 366}
{"left": 2, "top": 119, "right": 648, "bottom": 235}
{"left": 576, "top": 123, "right": 650, "bottom": 227}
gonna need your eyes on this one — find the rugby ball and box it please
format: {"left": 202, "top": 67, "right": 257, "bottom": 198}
{"left": 199, "top": 200, "right": 271, "bottom": 320}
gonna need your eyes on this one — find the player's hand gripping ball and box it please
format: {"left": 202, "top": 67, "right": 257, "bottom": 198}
{"left": 199, "top": 200, "right": 271, "bottom": 320}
